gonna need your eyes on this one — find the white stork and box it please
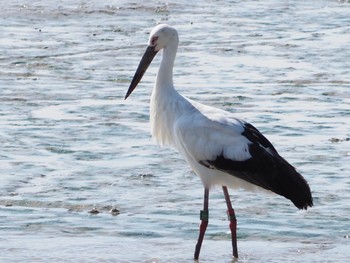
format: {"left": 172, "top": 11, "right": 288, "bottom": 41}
{"left": 124, "top": 24, "right": 313, "bottom": 260}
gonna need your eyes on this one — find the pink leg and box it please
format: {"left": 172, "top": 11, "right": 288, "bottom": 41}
{"left": 222, "top": 186, "right": 238, "bottom": 258}
{"left": 194, "top": 187, "right": 209, "bottom": 260}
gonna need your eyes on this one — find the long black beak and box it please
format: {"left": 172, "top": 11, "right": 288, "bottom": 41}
{"left": 124, "top": 46, "right": 159, "bottom": 100}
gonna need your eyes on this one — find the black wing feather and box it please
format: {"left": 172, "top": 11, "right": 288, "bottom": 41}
{"left": 205, "top": 123, "right": 313, "bottom": 210}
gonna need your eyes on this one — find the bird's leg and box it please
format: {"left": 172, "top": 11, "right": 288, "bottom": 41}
{"left": 222, "top": 186, "right": 238, "bottom": 258}
{"left": 194, "top": 187, "right": 209, "bottom": 260}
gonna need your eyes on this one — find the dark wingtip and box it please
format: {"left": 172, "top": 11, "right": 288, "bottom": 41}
{"left": 297, "top": 197, "right": 313, "bottom": 210}
{"left": 291, "top": 180, "right": 313, "bottom": 210}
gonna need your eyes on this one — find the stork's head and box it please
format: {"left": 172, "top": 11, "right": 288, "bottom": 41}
{"left": 124, "top": 24, "right": 178, "bottom": 100}
{"left": 148, "top": 24, "right": 179, "bottom": 51}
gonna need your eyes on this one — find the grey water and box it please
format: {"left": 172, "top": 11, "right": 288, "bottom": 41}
{"left": 1, "top": 0, "right": 349, "bottom": 262}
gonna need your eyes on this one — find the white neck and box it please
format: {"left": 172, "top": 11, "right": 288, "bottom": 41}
{"left": 150, "top": 41, "right": 180, "bottom": 146}
{"left": 155, "top": 41, "right": 178, "bottom": 92}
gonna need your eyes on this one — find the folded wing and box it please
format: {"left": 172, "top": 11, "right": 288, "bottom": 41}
{"left": 175, "top": 102, "right": 313, "bottom": 210}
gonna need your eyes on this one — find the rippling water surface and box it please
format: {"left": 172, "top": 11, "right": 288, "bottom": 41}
{"left": 1, "top": 0, "right": 349, "bottom": 262}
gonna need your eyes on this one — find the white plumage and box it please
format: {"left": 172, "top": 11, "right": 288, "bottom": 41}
{"left": 172, "top": 100, "right": 256, "bottom": 188}
{"left": 125, "top": 24, "right": 312, "bottom": 259}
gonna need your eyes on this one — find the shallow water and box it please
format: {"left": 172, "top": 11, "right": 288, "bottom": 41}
{"left": 1, "top": 0, "right": 350, "bottom": 262}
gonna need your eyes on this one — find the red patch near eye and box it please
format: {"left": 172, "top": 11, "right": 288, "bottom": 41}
{"left": 151, "top": 36, "right": 159, "bottom": 46}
